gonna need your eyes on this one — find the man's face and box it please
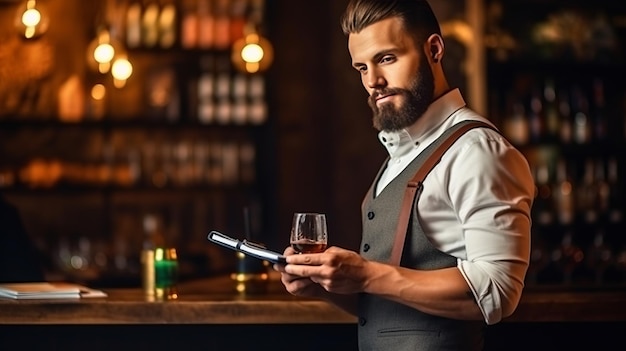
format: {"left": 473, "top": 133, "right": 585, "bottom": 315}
{"left": 348, "top": 17, "right": 434, "bottom": 132}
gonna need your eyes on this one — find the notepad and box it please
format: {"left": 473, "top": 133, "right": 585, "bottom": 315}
{"left": 0, "top": 282, "right": 107, "bottom": 299}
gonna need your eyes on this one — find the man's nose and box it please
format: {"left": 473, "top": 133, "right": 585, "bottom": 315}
{"left": 365, "top": 69, "right": 386, "bottom": 89}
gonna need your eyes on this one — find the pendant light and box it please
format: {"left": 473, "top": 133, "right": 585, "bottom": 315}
{"left": 14, "top": 0, "right": 49, "bottom": 39}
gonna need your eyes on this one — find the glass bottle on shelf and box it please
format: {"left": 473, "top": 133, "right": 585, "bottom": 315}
{"left": 551, "top": 229, "right": 585, "bottom": 285}
{"left": 543, "top": 158, "right": 578, "bottom": 285}
{"left": 141, "top": 213, "right": 165, "bottom": 296}
{"left": 558, "top": 89, "right": 572, "bottom": 144}
{"left": 543, "top": 78, "right": 560, "bottom": 143}
{"left": 527, "top": 162, "right": 554, "bottom": 285}
{"left": 214, "top": 55, "right": 232, "bottom": 124}
{"left": 126, "top": 0, "right": 143, "bottom": 48}
{"left": 591, "top": 78, "right": 608, "bottom": 143}
{"left": 584, "top": 158, "right": 613, "bottom": 284}
{"left": 605, "top": 157, "right": 625, "bottom": 254}
{"left": 585, "top": 230, "right": 613, "bottom": 285}
{"left": 571, "top": 85, "right": 592, "bottom": 145}
{"left": 231, "top": 73, "right": 249, "bottom": 124}
{"left": 528, "top": 89, "right": 545, "bottom": 143}
{"left": 248, "top": 74, "right": 267, "bottom": 124}
{"left": 576, "top": 158, "right": 598, "bottom": 232}
{"left": 213, "top": 0, "right": 231, "bottom": 50}
{"left": 533, "top": 162, "right": 556, "bottom": 234}
{"left": 502, "top": 94, "right": 528, "bottom": 146}
{"left": 229, "top": 0, "right": 248, "bottom": 45}
{"left": 158, "top": 0, "right": 177, "bottom": 49}
{"left": 198, "top": 0, "right": 216, "bottom": 49}
{"left": 141, "top": 0, "right": 161, "bottom": 48}
{"left": 180, "top": 0, "right": 198, "bottom": 49}
{"left": 197, "top": 55, "right": 216, "bottom": 124}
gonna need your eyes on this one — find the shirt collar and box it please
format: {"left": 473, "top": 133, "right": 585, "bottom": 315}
{"left": 378, "top": 88, "right": 466, "bottom": 158}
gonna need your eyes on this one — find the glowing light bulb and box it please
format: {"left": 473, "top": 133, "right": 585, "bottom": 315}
{"left": 94, "top": 43, "right": 115, "bottom": 64}
{"left": 112, "top": 58, "right": 132, "bottom": 80}
{"left": 22, "top": 8, "right": 41, "bottom": 27}
{"left": 15, "top": 0, "right": 49, "bottom": 39}
{"left": 241, "top": 43, "right": 264, "bottom": 63}
{"left": 231, "top": 31, "right": 273, "bottom": 74}
{"left": 112, "top": 57, "right": 133, "bottom": 88}
{"left": 91, "top": 84, "right": 106, "bottom": 101}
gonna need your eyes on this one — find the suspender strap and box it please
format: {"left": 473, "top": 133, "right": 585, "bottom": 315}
{"left": 389, "top": 121, "right": 494, "bottom": 266}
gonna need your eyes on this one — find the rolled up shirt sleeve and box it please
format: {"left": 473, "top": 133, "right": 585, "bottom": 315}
{"left": 426, "top": 128, "right": 534, "bottom": 325}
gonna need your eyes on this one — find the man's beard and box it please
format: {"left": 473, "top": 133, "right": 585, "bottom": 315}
{"left": 367, "top": 62, "right": 435, "bottom": 132}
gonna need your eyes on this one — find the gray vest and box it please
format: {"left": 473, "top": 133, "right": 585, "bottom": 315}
{"left": 359, "top": 122, "right": 486, "bottom": 351}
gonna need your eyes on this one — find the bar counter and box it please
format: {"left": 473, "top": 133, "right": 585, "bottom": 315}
{"left": 1, "top": 275, "right": 625, "bottom": 350}
{"left": 0, "top": 275, "right": 356, "bottom": 325}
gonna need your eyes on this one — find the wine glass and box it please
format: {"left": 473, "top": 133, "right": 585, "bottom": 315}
{"left": 290, "top": 213, "right": 328, "bottom": 253}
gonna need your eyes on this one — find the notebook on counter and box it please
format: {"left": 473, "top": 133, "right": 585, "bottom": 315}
{"left": 0, "top": 282, "right": 107, "bottom": 300}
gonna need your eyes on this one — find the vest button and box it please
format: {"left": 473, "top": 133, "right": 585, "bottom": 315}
{"left": 358, "top": 317, "right": 367, "bottom": 326}
{"left": 363, "top": 243, "right": 370, "bottom": 252}
{"left": 367, "top": 211, "right": 375, "bottom": 220}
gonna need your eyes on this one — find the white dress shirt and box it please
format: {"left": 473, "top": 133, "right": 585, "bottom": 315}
{"left": 376, "top": 88, "right": 534, "bottom": 325}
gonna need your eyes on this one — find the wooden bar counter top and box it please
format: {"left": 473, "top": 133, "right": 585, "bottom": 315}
{"left": 0, "top": 275, "right": 356, "bottom": 325}
{"left": 1, "top": 274, "right": 625, "bottom": 350}
{"left": 1, "top": 274, "right": 625, "bottom": 325}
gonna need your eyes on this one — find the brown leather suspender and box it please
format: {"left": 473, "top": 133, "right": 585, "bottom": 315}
{"left": 389, "top": 121, "right": 493, "bottom": 266}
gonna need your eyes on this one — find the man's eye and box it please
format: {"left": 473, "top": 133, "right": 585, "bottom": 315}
{"left": 356, "top": 66, "right": 367, "bottom": 74}
{"left": 381, "top": 56, "right": 394, "bottom": 64}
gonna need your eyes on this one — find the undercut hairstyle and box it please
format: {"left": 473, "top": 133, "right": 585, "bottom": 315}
{"left": 340, "top": 0, "right": 442, "bottom": 47}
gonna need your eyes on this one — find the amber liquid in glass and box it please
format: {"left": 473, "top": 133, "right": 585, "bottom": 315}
{"left": 291, "top": 239, "right": 327, "bottom": 254}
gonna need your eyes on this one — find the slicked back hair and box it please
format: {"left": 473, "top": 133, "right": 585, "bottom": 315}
{"left": 340, "top": 0, "right": 441, "bottom": 48}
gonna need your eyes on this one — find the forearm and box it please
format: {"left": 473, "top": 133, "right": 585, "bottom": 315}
{"left": 363, "top": 261, "right": 483, "bottom": 321}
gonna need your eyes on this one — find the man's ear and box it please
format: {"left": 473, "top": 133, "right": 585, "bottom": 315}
{"left": 427, "top": 34, "right": 445, "bottom": 64}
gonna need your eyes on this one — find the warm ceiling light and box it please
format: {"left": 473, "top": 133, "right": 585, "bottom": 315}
{"left": 94, "top": 43, "right": 115, "bottom": 64}
{"left": 15, "top": 0, "right": 49, "bottom": 39}
{"left": 111, "top": 56, "right": 133, "bottom": 88}
{"left": 87, "top": 28, "right": 118, "bottom": 73}
{"left": 232, "top": 31, "right": 273, "bottom": 74}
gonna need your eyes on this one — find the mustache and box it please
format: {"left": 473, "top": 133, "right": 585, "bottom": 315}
{"left": 368, "top": 88, "right": 407, "bottom": 106}
{"left": 370, "top": 88, "right": 404, "bottom": 100}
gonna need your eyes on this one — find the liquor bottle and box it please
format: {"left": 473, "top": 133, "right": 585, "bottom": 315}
{"left": 229, "top": 0, "right": 248, "bottom": 44}
{"left": 126, "top": 0, "right": 143, "bottom": 48}
{"left": 558, "top": 89, "right": 572, "bottom": 144}
{"left": 584, "top": 158, "right": 613, "bottom": 284}
{"left": 158, "top": 0, "right": 177, "bottom": 49}
{"left": 213, "top": 0, "right": 231, "bottom": 50}
{"left": 543, "top": 78, "right": 560, "bottom": 142}
{"left": 528, "top": 89, "right": 545, "bottom": 143}
{"left": 198, "top": 0, "right": 216, "bottom": 49}
{"left": 533, "top": 162, "right": 555, "bottom": 233}
{"left": 591, "top": 78, "right": 608, "bottom": 143}
{"left": 527, "top": 162, "right": 554, "bottom": 285}
{"left": 141, "top": 213, "right": 165, "bottom": 296}
{"left": 197, "top": 55, "right": 216, "bottom": 124}
{"left": 553, "top": 158, "right": 575, "bottom": 231}
{"left": 248, "top": 74, "right": 267, "bottom": 124}
{"left": 502, "top": 94, "right": 528, "bottom": 146}
{"left": 577, "top": 158, "right": 598, "bottom": 227}
{"left": 552, "top": 230, "right": 584, "bottom": 285}
{"left": 231, "top": 73, "right": 248, "bottom": 124}
{"left": 585, "top": 229, "right": 613, "bottom": 284}
{"left": 571, "top": 86, "right": 592, "bottom": 144}
{"left": 605, "top": 157, "right": 625, "bottom": 252}
{"left": 140, "top": 0, "right": 160, "bottom": 48}
{"left": 180, "top": 0, "right": 198, "bottom": 49}
{"left": 214, "top": 55, "right": 232, "bottom": 124}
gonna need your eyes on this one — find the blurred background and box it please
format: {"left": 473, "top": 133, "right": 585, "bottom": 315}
{"left": 0, "top": 0, "right": 625, "bottom": 289}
